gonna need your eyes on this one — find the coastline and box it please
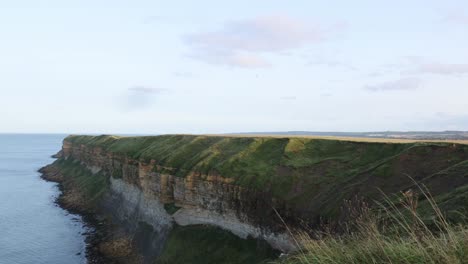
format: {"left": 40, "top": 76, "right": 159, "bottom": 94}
{"left": 39, "top": 147, "right": 281, "bottom": 264}
{"left": 39, "top": 164, "right": 134, "bottom": 264}
{"left": 38, "top": 134, "right": 468, "bottom": 264}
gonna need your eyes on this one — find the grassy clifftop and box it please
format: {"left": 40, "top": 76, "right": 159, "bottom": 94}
{"left": 65, "top": 134, "right": 468, "bottom": 221}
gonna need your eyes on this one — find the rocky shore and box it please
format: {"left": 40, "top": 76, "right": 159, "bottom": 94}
{"left": 39, "top": 164, "right": 141, "bottom": 264}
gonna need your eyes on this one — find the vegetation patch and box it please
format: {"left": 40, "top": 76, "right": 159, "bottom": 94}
{"left": 156, "top": 225, "right": 278, "bottom": 264}
{"left": 54, "top": 158, "right": 109, "bottom": 209}
{"left": 163, "top": 203, "right": 181, "bottom": 215}
{"left": 277, "top": 190, "right": 468, "bottom": 264}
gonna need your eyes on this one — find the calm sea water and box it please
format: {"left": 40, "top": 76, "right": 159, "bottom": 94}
{"left": 0, "top": 134, "right": 87, "bottom": 264}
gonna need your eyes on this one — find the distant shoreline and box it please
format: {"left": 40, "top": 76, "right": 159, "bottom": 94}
{"left": 209, "top": 134, "right": 468, "bottom": 144}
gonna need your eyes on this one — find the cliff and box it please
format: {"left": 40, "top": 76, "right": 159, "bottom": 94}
{"left": 43, "top": 134, "right": 468, "bottom": 263}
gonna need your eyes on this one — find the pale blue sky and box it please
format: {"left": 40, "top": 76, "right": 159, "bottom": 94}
{"left": 1, "top": 0, "right": 468, "bottom": 134}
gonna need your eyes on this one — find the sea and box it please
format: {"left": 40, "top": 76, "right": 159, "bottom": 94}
{"left": 0, "top": 134, "right": 87, "bottom": 264}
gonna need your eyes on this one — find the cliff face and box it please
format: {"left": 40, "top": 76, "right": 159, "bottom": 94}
{"left": 61, "top": 138, "right": 296, "bottom": 253}
{"left": 53, "top": 135, "right": 468, "bottom": 262}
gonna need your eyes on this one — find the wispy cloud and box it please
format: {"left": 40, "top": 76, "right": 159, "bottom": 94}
{"left": 185, "top": 15, "right": 326, "bottom": 52}
{"left": 184, "top": 15, "right": 343, "bottom": 68}
{"left": 128, "top": 86, "right": 167, "bottom": 94}
{"left": 173, "top": 71, "right": 194, "bottom": 78}
{"left": 124, "top": 86, "right": 167, "bottom": 111}
{"left": 306, "top": 57, "right": 356, "bottom": 70}
{"left": 416, "top": 62, "right": 468, "bottom": 75}
{"left": 365, "top": 78, "right": 421, "bottom": 92}
{"left": 443, "top": 11, "right": 468, "bottom": 24}
{"left": 370, "top": 57, "right": 468, "bottom": 78}
{"left": 367, "top": 71, "right": 385, "bottom": 77}
{"left": 280, "top": 96, "right": 297, "bottom": 100}
{"left": 405, "top": 57, "right": 468, "bottom": 75}
{"left": 187, "top": 50, "right": 271, "bottom": 68}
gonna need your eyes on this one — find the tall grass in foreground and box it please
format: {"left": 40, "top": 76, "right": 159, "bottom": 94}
{"left": 278, "top": 186, "right": 468, "bottom": 264}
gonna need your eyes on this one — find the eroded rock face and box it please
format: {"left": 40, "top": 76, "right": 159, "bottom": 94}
{"left": 103, "top": 177, "right": 173, "bottom": 260}
{"left": 63, "top": 141, "right": 297, "bottom": 252}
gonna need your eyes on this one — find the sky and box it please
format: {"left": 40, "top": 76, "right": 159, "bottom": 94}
{"left": 1, "top": 0, "right": 468, "bottom": 134}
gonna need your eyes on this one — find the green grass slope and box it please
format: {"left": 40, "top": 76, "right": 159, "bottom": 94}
{"left": 65, "top": 135, "right": 468, "bottom": 222}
